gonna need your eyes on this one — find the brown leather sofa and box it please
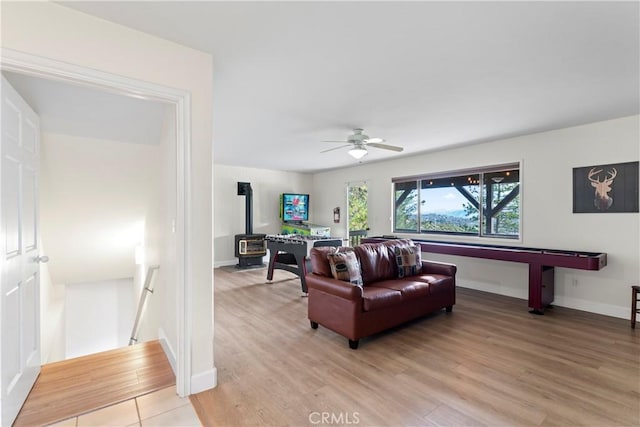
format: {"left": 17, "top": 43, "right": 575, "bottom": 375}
{"left": 306, "top": 239, "right": 457, "bottom": 349}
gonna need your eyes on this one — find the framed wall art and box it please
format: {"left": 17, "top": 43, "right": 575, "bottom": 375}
{"left": 573, "top": 161, "right": 639, "bottom": 213}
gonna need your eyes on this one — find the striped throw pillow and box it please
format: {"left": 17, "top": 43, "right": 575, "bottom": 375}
{"left": 327, "top": 251, "right": 363, "bottom": 287}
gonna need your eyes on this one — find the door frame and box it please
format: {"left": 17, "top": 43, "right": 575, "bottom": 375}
{"left": 0, "top": 48, "right": 193, "bottom": 396}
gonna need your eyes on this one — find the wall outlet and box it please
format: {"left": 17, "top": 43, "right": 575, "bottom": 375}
{"left": 571, "top": 278, "right": 579, "bottom": 287}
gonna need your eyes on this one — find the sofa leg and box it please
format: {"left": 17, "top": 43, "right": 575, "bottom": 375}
{"left": 348, "top": 339, "right": 359, "bottom": 350}
{"left": 446, "top": 305, "right": 453, "bottom": 313}
{"left": 310, "top": 320, "right": 318, "bottom": 329}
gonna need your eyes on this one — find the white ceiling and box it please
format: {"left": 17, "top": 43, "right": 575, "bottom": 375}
{"left": 3, "top": 71, "right": 169, "bottom": 146}
{"left": 20, "top": 2, "right": 640, "bottom": 172}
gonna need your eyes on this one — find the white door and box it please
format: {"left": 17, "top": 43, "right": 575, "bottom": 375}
{"left": 1, "top": 76, "right": 42, "bottom": 426}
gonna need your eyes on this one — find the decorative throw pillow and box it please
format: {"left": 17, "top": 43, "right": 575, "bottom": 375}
{"left": 327, "top": 251, "right": 363, "bottom": 287}
{"left": 394, "top": 245, "right": 422, "bottom": 278}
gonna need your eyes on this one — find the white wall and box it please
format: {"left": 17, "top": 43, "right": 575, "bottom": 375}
{"left": 136, "top": 107, "right": 178, "bottom": 356}
{"left": 65, "top": 278, "right": 135, "bottom": 359}
{"left": 38, "top": 241, "right": 65, "bottom": 364}
{"left": 40, "top": 132, "right": 161, "bottom": 285}
{"left": 213, "top": 164, "right": 312, "bottom": 266}
{"left": 312, "top": 115, "right": 640, "bottom": 319}
{"left": 2, "top": 1, "right": 214, "bottom": 391}
{"left": 39, "top": 131, "right": 164, "bottom": 362}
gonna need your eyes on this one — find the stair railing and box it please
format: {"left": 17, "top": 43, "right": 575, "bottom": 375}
{"left": 349, "top": 229, "right": 368, "bottom": 247}
{"left": 129, "top": 265, "right": 160, "bottom": 345}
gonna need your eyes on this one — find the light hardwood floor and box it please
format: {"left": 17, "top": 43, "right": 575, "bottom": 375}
{"left": 14, "top": 340, "right": 175, "bottom": 426}
{"left": 191, "top": 266, "right": 640, "bottom": 426}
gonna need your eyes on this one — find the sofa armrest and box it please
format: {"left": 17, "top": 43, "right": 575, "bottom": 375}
{"left": 306, "top": 274, "right": 363, "bottom": 300}
{"left": 421, "top": 260, "right": 457, "bottom": 277}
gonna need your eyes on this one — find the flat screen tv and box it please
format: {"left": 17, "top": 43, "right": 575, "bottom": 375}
{"left": 281, "top": 193, "right": 309, "bottom": 223}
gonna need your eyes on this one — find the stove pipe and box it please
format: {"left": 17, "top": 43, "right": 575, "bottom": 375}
{"left": 237, "top": 182, "right": 253, "bottom": 235}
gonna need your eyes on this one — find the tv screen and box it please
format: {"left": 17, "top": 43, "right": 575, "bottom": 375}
{"left": 281, "top": 193, "right": 309, "bottom": 223}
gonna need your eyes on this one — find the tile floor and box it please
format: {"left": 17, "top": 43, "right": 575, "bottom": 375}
{"left": 47, "top": 386, "right": 201, "bottom": 426}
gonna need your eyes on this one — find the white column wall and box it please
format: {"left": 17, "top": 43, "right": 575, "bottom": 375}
{"left": 2, "top": 2, "right": 214, "bottom": 390}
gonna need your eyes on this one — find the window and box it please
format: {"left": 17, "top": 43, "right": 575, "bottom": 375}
{"left": 393, "top": 164, "right": 520, "bottom": 238}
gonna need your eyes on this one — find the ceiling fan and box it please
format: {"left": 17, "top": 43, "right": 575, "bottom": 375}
{"left": 321, "top": 128, "right": 404, "bottom": 159}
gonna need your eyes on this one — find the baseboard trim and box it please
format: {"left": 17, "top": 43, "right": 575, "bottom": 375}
{"left": 214, "top": 259, "right": 237, "bottom": 268}
{"left": 456, "top": 283, "right": 629, "bottom": 320}
{"left": 157, "top": 328, "right": 177, "bottom": 376}
{"left": 552, "top": 295, "right": 630, "bottom": 320}
{"left": 191, "top": 368, "right": 217, "bottom": 394}
{"left": 158, "top": 328, "right": 216, "bottom": 394}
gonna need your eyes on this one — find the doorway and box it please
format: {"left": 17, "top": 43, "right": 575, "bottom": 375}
{"left": 347, "top": 181, "right": 369, "bottom": 246}
{"left": 1, "top": 49, "right": 192, "bottom": 397}
{"left": 3, "top": 68, "right": 171, "bottom": 356}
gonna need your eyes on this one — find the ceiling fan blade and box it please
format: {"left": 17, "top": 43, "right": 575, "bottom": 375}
{"left": 365, "top": 137, "right": 385, "bottom": 143}
{"left": 368, "top": 142, "right": 404, "bottom": 152}
{"left": 321, "top": 140, "right": 350, "bottom": 143}
{"left": 320, "top": 144, "right": 351, "bottom": 153}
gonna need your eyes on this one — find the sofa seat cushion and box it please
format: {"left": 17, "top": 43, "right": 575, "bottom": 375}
{"left": 412, "top": 274, "right": 454, "bottom": 295}
{"left": 354, "top": 243, "right": 396, "bottom": 284}
{"left": 362, "top": 286, "right": 403, "bottom": 311}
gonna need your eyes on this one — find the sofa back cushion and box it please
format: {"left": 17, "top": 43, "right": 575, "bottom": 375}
{"left": 309, "top": 246, "right": 338, "bottom": 276}
{"left": 382, "top": 239, "right": 420, "bottom": 276}
{"left": 353, "top": 243, "right": 396, "bottom": 285}
{"left": 383, "top": 239, "right": 415, "bottom": 249}
{"left": 309, "top": 246, "right": 352, "bottom": 277}
{"left": 327, "top": 251, "right": 363, "bottom": 287}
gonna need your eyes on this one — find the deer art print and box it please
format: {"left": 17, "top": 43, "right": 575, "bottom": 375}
{"left": 588, "top": 167, "right": 617, "bottom": 210}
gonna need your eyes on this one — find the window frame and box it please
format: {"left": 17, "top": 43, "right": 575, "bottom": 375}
{"left": 392, "top": 162, "right": 522, "bottom": 239}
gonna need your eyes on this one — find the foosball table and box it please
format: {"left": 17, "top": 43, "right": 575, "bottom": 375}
{"left": 265, "top": 234, "right": 343, "bottom": 294}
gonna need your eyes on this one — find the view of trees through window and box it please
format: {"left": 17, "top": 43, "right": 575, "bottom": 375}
{"left": 348, "top": 183, "right": 369, "bottom": 246}
{"left": 394, "top": 165, "right": 520, "bottom": 238}
{"left": 348, "top": 183, "right": 368, "bottom": 231}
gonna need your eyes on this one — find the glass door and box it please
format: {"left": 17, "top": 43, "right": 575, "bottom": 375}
{"left": 347, "top": 182, "right": 368, "bottom": 246}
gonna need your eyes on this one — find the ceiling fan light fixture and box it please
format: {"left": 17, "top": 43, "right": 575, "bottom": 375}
{"left": 348, "top": 146, "right": 368, "bottom": 159}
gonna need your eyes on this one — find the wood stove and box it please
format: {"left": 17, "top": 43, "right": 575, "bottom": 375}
{"left": 234, "top": 234, "right": 266, "bottom": 267}
{"left": 235, "top": 182, "right": 266, "bottom": 268}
